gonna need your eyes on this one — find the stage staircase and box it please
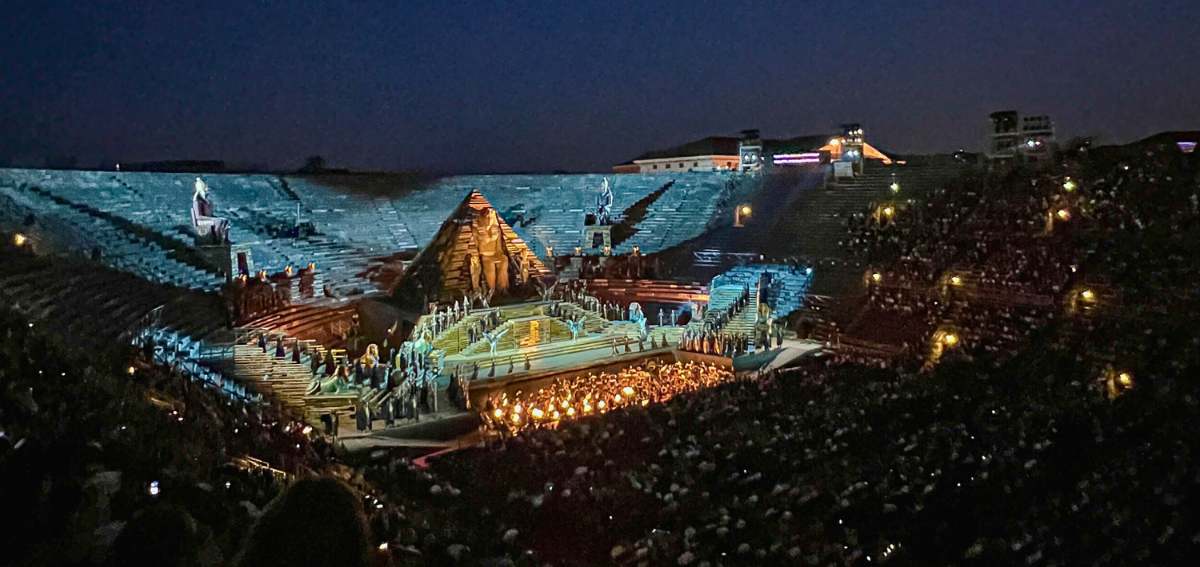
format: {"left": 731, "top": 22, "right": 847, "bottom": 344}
{"left": 697, "top": 284, "right": 761, "bottom": 349}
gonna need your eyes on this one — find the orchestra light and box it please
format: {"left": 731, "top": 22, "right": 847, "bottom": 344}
{"left": 942, "top": 333, "right": 959, "bottom": 347}
{"left": 1055, "top": 208, "right": 1071, "bottom": 221}
{"left": 950, "top": 275, "right": 962, "bottom": 286}
{"left": 871, "top": 272, "right": 883, "bottom": 283}
{"left": 1080, "top": 289, "right": 1095, "bottom": 301}
{"left": 13, "top": 233, "right": 27, "bottom": 246}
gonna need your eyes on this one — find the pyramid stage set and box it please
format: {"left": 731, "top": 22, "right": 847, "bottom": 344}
{"left": 293, "top": 185, "right": 763, "bottom": 440}
{"left": 376, "top": 189, "right": 726, "bottom": 428}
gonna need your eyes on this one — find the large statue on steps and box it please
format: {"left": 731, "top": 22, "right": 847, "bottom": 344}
{"left": 469, "top": 207, "right": 510, "bottom": 294}
{"left": 191, "top": 177, "right": 230, "bottom": 243}
{"left": 595, "top": 177, "right": 614, "bottom": 225}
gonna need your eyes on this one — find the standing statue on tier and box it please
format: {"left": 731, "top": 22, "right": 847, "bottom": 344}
{"left": 537, "top": 279, "right": 557, "bottom": 302}
{"left": 628, "top": 302, "right": 645, "bottom": 325}
{"left": 191, "top": 177, "right": 230, "bottom": 243}
{"left": 518, "top": 251, "right": 531, "bottom": 285}
{"left": 595, "top": 177, "right": 614, "bottom": 225}
{"left": 483, "top": 327, "right": 509, "bottom": 358}
{"left": 566, "top": 317, "right": 585, "bottom": 342}
{"left": 469, "top": 205, "right": 511, "bottom": 294}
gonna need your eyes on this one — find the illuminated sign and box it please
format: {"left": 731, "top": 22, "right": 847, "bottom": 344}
{"left": 772, "top": 152, "right": 822, "bottom": 165}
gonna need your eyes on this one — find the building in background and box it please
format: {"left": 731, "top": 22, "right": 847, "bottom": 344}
{"left": 987, "top": 110, "right": 1056, "bottom": 162}
{"left": 615, "top": 136, "right": 742, "bottom": 174}
{"left": 617, "top": 126, "right": 891, "bottom": 174}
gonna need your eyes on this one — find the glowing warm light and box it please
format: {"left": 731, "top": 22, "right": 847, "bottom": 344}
{"left": 871, "top": 272, "right": 883, "bottom": 283}
{"left": 1055, "top": 209, "right": 1071, "bottom": 221}
{"left": 13, "top": 233, "right": 27, "bottom": 246}
{"left": 481, "top": 362, "right": 735, "bottom": 435}
{"left": 1117, "top": 372, "right": 1133, "bottom": 387}
{"left": 1063, "top": 178, "right": 1077, "bottom": 192}
{"left": 882, "top": 206, "right": 895, "bottom": 217}
{"left": 1080, "top": 289, "right": 1095, "bottom": 301}
{"left": 740, "top": 205, "right": 752, "bottom": 216}
{"left": 126, "top": 366, "right": 137, "bottom": 376}
{"left": 889, "top": 182, "right": 900, "bottom": 193}
{"left": 950, "top": 275, "right": 962, "bottom": 286}
{"left": 942, "top": 333, "right": 959, "bottom": 347}
{"left": 829, "top": 138, "right": 842, "bottom": 146}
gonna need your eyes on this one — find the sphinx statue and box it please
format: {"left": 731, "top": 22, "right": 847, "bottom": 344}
{"left": 191, "top": 177, "right": 230, "bottom": 243}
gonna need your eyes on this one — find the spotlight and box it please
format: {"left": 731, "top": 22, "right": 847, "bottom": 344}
{"left": 942, "top": 333, "right": 959, "bottom": 347}
{"left": 1080, "top": 289, "right": 1095, "bottom": 301}
{"left": 1055, "top": 209, "right": 1071, "bottom": 221}
{"left": 871, "top": 272, "right": 882, "bottom": 283}
{"left": 950, "top": 275, "right": 962, "bottom": 286}
{"left": 13, "top": 233, "right": 27, "bottom": 246}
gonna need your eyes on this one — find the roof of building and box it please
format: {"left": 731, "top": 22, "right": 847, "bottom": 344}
{"left": 628, "top": 136, "right": 742, "bottom": 163}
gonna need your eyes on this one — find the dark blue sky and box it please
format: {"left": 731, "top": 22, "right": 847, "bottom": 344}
{"left": 2, "top": 0, "right": 1197, "bottom": 172}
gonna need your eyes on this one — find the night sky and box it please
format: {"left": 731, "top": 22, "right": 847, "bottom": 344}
{"left": 2, "top": 0, "right": 1197, "bottom": 173}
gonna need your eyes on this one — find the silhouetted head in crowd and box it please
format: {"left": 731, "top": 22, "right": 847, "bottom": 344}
{"left": 238, "top": 478, "right": 371, "bottom": 567}
{"left": 108, "top": 504, "right": 202, "bottom": 567}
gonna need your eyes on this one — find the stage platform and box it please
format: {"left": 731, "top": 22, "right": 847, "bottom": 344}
{"left": 430, "top": 300, "right": 687, "bottom": 384}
